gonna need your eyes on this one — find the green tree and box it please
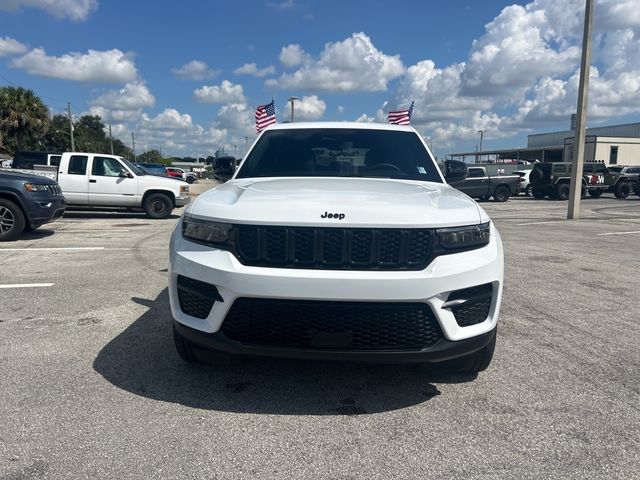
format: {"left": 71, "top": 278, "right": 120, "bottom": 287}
{"left": 0, "top": 86, "right": 50, "bottom": 155}
{"left": 74, "top": 115, "right": 108, "bottom": 152}
{"left": 137, "top": 149, "right": 163, "bottom": 163}
{"left": 42, "top": 114, "right": 73, "bottom": 152}
{"left": 111, "top": 138, "right": 133, "bottom": 158}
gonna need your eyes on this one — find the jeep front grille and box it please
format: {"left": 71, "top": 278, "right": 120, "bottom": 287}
{"left": 234, "top": 226, "right": 433, "bottom": 270}
{"left": 221, "top": 298, "right": 444, "bottom": 351}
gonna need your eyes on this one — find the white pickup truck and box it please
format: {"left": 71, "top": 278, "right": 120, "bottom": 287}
{"left": 50, "top": 152, "right": 190, "bottom": 218}
{"left": 169, "top": 123, "right": 503, "bottom": 376}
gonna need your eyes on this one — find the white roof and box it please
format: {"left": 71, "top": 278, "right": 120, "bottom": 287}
{"left": 264, "top": 121, "right": 415, "bottom": 132}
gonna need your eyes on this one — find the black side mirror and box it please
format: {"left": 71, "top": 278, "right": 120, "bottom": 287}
{"left": 119, "top": 170, "right": 133, "bottom": 178}
{"left": 444, "top": 160, "right": 468, "bottom": 182}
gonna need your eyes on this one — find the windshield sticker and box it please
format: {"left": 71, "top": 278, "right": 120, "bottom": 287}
{"left": 417, "top": 166, "right": 426, "bottom": 174}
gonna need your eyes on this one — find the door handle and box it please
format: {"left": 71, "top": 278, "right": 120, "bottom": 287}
{"left": 89, "top": 179, "right": 97, "bottom": 183}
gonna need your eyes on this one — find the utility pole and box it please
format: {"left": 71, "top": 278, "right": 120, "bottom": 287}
{"left": 108, "top": 124, "right": 114, "bottom": 155}
{"left": 244, "top": 136, "right": 249, "bottom": 153}
{"left": 67, "top": 102, "right": 75, "bottom": 151}
{"left": 288, "top": 96, "right": 298, "bottom": 122}
{"left": 477, "top": 130, "right": 484, "bottom": 159}
{"left": 568, "top": 0, "right": 594, "bottom": 219}
{"left": 131, "top": 132, "right": 136, "bottom": 161}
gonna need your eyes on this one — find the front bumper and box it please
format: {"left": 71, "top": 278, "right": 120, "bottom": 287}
{"left": 175, "top": 196, "right": 191, "bottom": 207}
{"left": 26, "top": 195, "right": 66, "bottom": 227}
{"left": 169, "top": 221, "right": 503, "bottom": 361}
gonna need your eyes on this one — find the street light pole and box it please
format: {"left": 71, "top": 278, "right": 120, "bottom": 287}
{"left": 131, "top": 132, "right": 136, "bottom": 161}
{"left": 288, "top": 96, "right": 298, "bottom": 122}
{"left": 477, "top": 130, "right": 484, "bottom": 159}
{"left": 568, "top": 0, "right": 594, "bottom": 220}
{"left": 67, "top": 102, "right": 75, "bottom": 152}
{"left": 108, "top": 124, "right": 114, "bottom": 155}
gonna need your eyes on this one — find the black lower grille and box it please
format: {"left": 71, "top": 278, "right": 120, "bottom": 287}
{"left": 177, "top": 275, "right": 222, "bottom": 319}
{"left": 220, "top": 298, "right": 443, "bottom": 351}
{"left": 234, "top": 226, "right": 433, "bottom": 270}
{"left": 448, "top": 284, "right": 493, "bottom": 327}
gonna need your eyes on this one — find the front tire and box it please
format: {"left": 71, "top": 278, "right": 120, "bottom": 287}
{"left": 589, "top": 188, "right": 603, "bottom": 198}
{"left": 143, "top": 193, "right": 173, "bottom": 219}
{"left": 555, "top": 183, "right": 570, "bottom": 200}
{"left": 174, "top": 326, "right": 199, "bottom": 363}
{"left": 0, "top": 199, "right": 26, "bottom": 242}
{"left": 613, "top": 181, "right": 630, "bottom": 199}
{"left": 532, "top": 188, "right": 545, "bottom": 199}
{"left": 493, "top": 185, "right": 510, "bottom": 202}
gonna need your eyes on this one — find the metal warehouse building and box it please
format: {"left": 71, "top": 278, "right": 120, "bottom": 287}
{"left": 449, "top": 118, "right": 640, "bottom": 167}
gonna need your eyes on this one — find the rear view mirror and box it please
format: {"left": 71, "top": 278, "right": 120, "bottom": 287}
{"left": 119, "top": 170, "right": 133, "bottom": 178}
{"left": 444, "top": 160, "right": 468, "bottom": 182}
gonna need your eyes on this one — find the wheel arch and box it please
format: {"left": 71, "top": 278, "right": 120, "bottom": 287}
{"left": 142, "top": 189, "right": 176, "bottom": 207}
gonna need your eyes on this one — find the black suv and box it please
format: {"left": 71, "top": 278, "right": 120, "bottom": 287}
{"left": 529, "top": 161, "right": 637, "bottom": 200}
{"left": 0, "top": 171, "right": 66, "bottom": 241}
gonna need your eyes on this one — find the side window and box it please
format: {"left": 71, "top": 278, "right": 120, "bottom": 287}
{"left": 468, "top": 168, "right": 484, "bottom": 178}
{"left": 595, "top": 164, "right": 607, "bottom": 174}
{"left": 68, "top": 155, "right": 88, "bottom": 175}
{"left": 555, "top": 165, "right": 567, "bottom": 174}
{"left": 49, "top": 155, "right": 62, "bottom": 167}
{"left": 92, "top": 157, "right": 126, "bottom": 177}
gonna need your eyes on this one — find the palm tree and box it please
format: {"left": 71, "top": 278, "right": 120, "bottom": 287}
{"left": 0, "top": 86, "right": 49, "bottom": 155}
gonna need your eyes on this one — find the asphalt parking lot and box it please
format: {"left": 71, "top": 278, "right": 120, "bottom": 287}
{"left": 1, "top": 184, "right": 639, "bottom": 479}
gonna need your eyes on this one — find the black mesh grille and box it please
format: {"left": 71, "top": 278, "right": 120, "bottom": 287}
{"left": 221, "top": 298, "right": 444, "bottom": 351}
{"left": 448, "top": 284, "right": 493, "bottom": 327}
{"left": 177, "top": 275, "right": 221, "bottom": 319}
{"left": 233, "top": 226, "right": 433, "bottom": 271}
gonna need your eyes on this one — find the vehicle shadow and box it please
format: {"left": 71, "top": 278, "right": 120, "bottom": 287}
{"left": 93, "top": 289, "right": 474, "bottom": 415}
{"left": 63, "top": 210, "right": 180, "bottom": 220}
{"left": 20, "top": 229, "right": 55, "bottom": 239}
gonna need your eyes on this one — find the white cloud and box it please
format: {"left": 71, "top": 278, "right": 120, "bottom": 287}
{"left": 11, "top": 48, "right": 137, "bottom": 83}
{"left": 193, "top": 80, "right": 245, "bottom": 103}
{"left": 267, "top": 0, "right": 295, "bottom": 9}
{"left": 233, "top": 63, "right": 275, "bottom": 77}
{"left": 288, "top": 95, "right": 325, "bottom": 121}
{"left": 142, "top": 108, "right": 193, "bottom": 130}
{"left": 0, "top": 36, "right": 27, "bottom": 56}
{"left": 88, "top": 82, "right": 155, "bottom": 123}
{"left": 171, "top": 60, "right": 219, "bottom": 80}
{"left": 278, "top": 44, "right": 308, "bottom": 68}
{"left": 0, "top": 0, "right": 98, "bottom": 21}
{"left": 267, "top": 33, "right": 404, "bottom": 92}
{"left": 215, "top": 102, "right": 252, "bottom": 131}
{"left": 375, "top": 0, "right": 640, "bottom": 149}
{"left": 337, "top": 105, "right": 345, "bottom": 114}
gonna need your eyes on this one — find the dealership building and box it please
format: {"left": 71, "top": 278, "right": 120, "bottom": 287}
{"left": 449, "top": 119, "right": 640, "bottom": 167}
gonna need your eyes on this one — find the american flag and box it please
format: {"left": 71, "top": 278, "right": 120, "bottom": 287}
{"left": 255, "top": 100, "right": 276, "bottom": 133}
{"left": 387, "top": 101, "right": 414, "bottom": 125}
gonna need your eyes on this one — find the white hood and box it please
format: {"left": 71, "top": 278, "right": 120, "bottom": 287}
{"left": 188, "top": 177, "right": 486, "bottom": 228}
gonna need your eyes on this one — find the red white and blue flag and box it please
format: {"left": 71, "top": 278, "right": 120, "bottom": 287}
{"left": 387, "top": 101, "right": 414, "bottom": 125}
{"left": 255, "top": 100, "right": 276, "bottom": 133}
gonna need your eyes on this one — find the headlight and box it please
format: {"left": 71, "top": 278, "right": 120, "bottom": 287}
{"left": 436, "top": 222, "right": 490, "bottom": 250}
{"left": 24, "top": 183, "right": 50, "bottom": 192}
{"left": 182, "top": 216, "right": 232, "bottom": 245}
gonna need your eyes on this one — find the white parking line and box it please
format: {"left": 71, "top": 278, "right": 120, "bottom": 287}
{"left": 57, "top": 229, "right": 131, "bottom": 233}
{"left": 517, "top": 220, "right": 569, "bottom": 226}
{"left": 0, "top": 247, "right": 105, "bottom": 252}
{"left": 0, "top": 283, "right": 54, "bottom": 289}
{"left": 597, "top": 231, "right": 640, "bottom": 236}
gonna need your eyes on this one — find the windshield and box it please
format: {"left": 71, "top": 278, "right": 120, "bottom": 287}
{"left": 236, "top": 128, "right": 443, "bottom": 183}
{"left": 608, "top": 166, "right": 623, "bottom": 173}
{"left": 119, "top": 157, "right": 145, "bottom": 175}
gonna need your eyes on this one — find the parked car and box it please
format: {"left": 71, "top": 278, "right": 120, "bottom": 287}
{"left": 0, "top": 170, "right": 66, "bottom": 241}
{"left": 30, "top": 152, "right": 190, "bottom": 219}
{"left": 529, "top": 161, "right": 636, "bottom": 199}
{"left": 169, "top": 122, "right": 503, "bottom": 375}
{"left": 185, "top": 172, "right": 198, "bottom": 184}
{"left": 447, "top": 165, "right": 522, "bottom": 202}
{"left": 11, "top": 151, "right": 62, "bottom": 169}
{"left": 166, "top": 167, "right": 187, "bottom": 181}
{"left": 513, "top": 169, "right": 533, "bottom": 196}
{"left": 135, "top": 163, "right": 168, "bottom": 176}
{"left": 212, "top": 156, "right": 236, "bottom": 182}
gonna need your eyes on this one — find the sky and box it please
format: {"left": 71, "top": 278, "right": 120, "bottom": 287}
{"left": 1, "top": 0, "right": 639, "bottom": 158}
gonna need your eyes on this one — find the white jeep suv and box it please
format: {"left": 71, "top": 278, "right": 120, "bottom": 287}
{"left": 169, "top": 123, "right": 503, "bottom": 374}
